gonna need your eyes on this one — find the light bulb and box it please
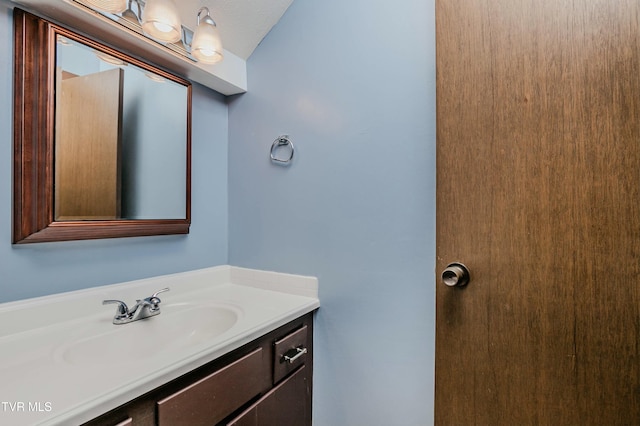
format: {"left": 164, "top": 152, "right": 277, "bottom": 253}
{"left": 153, "top": 22, "right": 174, "bottom": 33}
{"left": 141, "top": 0, "right": 182, "bottom": 43}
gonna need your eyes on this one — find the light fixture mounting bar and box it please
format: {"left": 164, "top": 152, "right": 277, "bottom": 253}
{"left": 70, "top": 0, "right": 197, "bottom": 62}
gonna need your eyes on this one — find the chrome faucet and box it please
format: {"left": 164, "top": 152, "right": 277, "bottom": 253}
{"left": 103, "top": 288, "right": 170, "bottom": 325}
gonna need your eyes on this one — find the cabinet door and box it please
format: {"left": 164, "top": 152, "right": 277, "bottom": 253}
{"left": 55, "top": 67, "right": 123, "bottom": 220}
{"left": 228, "top": 365, "right": 310, "bottom": 426}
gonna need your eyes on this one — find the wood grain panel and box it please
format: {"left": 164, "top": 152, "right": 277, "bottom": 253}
{"left": 55, "top": 68, "right": 123, "bottom": 220}
{"left": 436, "top": 0, "right": 640, "bottom": 424}
{"left": 12, "top": 8, "right": 52, "bottom": 243}
{"left": 157, "top": 348, "right": 269, "bottom": 426}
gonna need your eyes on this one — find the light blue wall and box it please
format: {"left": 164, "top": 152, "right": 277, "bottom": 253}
{"left": 1, "top": 0, "right": 436, "bottom": 422}
{"left": 228, "top": 0, "right": 436, "bottom": 424}
{"left": 0, "top": 3, "right": 229, "bottom": 303}
{"left": 120, "top": 67, "right": 188, "bottom": 219}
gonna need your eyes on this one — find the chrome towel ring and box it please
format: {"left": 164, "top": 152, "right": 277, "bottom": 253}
{"left": 270, "top": 135, "right": 294, "bottom": 165}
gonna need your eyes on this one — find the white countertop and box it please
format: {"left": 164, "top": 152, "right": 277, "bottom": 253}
{"left": 0, "top": 266, "right": 319, "bottom": 425}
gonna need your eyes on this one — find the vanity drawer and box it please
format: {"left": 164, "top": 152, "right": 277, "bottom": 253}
{"left": 273, "top": 325, "right": 308, "bottom": 383}
{"left": 157, "top": 347, "right": 267, "bottom": 426}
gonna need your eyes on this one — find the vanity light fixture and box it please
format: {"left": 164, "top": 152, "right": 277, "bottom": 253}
{"left": 70, "top": 0, "right": 224, "bottom": 64}
{"left": 141, "top": 0, "right": 181, "bottom": 43}
{"left": 118, "top": 0, "right": 143, "bottom": 33}
{"left": 83, "top": 0, "right": 127, "bottom": 14}
{"left": 191, "top": 7, "right": 224, "bottom": 64}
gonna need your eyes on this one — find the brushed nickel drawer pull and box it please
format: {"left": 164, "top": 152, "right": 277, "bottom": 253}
{"left": 283, "top": 347, "right": 307, "bottom": 364}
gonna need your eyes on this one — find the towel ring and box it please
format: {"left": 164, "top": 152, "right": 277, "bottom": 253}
{"left": 270, "top": 135, "right": 295, "bottom": 165}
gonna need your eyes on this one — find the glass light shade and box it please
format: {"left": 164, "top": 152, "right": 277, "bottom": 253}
{"left": 95, "top": 51, "right": 127, "bottom": 66}
{"left": 141, "top": 0, "right": 182, "bottom": 43}
{"left": 191, "top": 13, "right": 224, "bottom": 64}
{"left": 83, "top": 0, "right": 127, "bottom": 14}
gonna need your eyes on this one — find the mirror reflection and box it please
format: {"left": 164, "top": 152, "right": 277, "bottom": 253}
{"left": 55, "top": 36, "right": 188, "bottom": 221}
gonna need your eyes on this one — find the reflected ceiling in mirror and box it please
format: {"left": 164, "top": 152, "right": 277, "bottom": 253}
{"left": 13, "top": 9, "right": 192, "bottom": 244}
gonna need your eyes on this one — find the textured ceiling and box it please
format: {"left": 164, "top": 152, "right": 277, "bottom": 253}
{"left": 175, "top": 0, "right": 294, "bottom": 60}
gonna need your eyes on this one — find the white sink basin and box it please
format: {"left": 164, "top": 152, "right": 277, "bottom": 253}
{"left": 56, "top": 303, "right": 240, "bottom": 366}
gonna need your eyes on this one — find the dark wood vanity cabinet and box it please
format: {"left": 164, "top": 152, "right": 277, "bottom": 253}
{"left": 82, "top": 313, "right": 313, "bottom": 426}
{"left": 227, "top": 366, "right": 310, "bottom": 426}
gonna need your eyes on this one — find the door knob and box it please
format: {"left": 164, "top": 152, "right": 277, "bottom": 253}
{"left": 441, "top": 262, "right": 470, "bottom": 287}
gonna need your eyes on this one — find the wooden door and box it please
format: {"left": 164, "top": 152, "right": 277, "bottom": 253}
{"left": 55, "top": 68, "right": 123, "bottom": 220}
{"left": 435, "top": 0, "right": 640, "bottom": 424}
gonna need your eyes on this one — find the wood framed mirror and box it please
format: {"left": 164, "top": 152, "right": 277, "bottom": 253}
{"left": 13, "top": 9, "right": 192, "bottom": 244}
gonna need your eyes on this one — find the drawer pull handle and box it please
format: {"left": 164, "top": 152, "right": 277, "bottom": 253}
{"left": 283, "top": 347, "right": 307, "bottom": 364}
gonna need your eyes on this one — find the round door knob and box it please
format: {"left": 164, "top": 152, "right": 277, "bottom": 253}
{"left": 441, "top": 262, "right": 470, "bottom": 287}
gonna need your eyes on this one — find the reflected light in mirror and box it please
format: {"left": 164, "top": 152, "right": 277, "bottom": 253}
{"left": 141, "top": 0, "right": 181, "bottom": 43}
{"left": 145, "top": 72, "right": 166, "bottom": 83}
{"left": 57, "top": 35, "right": 72, "bottom": 46}
{"left": 96, "top": 51, "right": 128, "bottom": 66}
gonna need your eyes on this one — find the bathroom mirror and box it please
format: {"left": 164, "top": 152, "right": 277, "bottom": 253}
{"left": 13, "top": 9, "right": 192, "bottom": 243}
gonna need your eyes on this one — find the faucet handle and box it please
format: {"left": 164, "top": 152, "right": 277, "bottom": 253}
{"left": 152, "top": 288, "right": 170, "bottom": 298}
{"left": 148, "top": 288, "right": 170, "bottom": 309}
{"left": 103, "top": 299, "right": 130, "bottom": 320}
